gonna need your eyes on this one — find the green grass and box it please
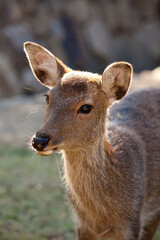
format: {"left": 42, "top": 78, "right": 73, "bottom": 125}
{"left": 0, "top": 146, "right": 159, "bottom": 240}
{"left": 0, "top": 146, "right": 76, "bottom": 240}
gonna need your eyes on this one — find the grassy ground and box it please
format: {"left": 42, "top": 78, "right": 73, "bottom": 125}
{"left": 0, "top": 146, "right": 159, "bottom": 240}
{"left": 0, "top": 146, "right": 75, "bottom": 240}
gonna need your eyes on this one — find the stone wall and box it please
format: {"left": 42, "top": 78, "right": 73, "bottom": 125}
{"left": 0, "top": 0, "right": 160, "bottom": 98}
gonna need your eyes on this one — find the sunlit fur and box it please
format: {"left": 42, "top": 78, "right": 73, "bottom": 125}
{"left": 24, "top": 42, "right": 160, "bottom": 240}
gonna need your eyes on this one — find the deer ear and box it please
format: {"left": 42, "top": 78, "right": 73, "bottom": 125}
{"left": 102, "top": 62, "right": 133, "bottom": 104}
{"left": 24, "top": 42, "right": 71, "bottom": 88}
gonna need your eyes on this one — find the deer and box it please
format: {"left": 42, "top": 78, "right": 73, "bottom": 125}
{"left": 24, "top": 41, "right": 160, "bottom": 240}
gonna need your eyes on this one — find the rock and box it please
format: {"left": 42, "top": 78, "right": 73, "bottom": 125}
{"left": 3, "top": 22, "right": 33, "bottom": 53}
{"left": 131, "top": 67, "right": 160, "bottom": 91}
{"left": 50, "top": 15, "right": 88, "bottom": 69}
{"left": 18, "top": 0, "right": 38, "bottom": 15}
{"left": 66, "top": 0, "right": 89, "bottom": 24}
{"left": 0, "top": 0, "right": 160, "bottom": 96}
{"left": 136, "top": 21, "right": 160, "bottom": 60}
{"left": 0, "top": 0, "right": 22, "bottom": 24}
{"left": 103, "top": 0, "right": 138, "bottom": 33}
{"left": 109, "top": 34, "right": 157, "bottom": 72}
{"left": 133, "top": 0, "right": 159, "bottom": 21}
{"left": 84, "top": 18, "right": 112, "bottom": 59}
{"left": 0, "top": 52, "right": 20, "bottom": 98}
{"left": 31, "top": 3, "right": 52, "bottom": 36}
{"left": 50, "top": 0, "right": 65, "bottom": 16}
{"left": 3, "top": 22, "right": 34, "bottom": 70}
{"left": 47, "top": 36, "right": 68, "bottom": 65}
{"left": 151, "top": 67, "right": 160, "bottom": 82}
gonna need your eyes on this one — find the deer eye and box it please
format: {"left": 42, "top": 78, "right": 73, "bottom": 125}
{"left": 78, "top": 104, "right": 93, "bottom": 114}
{"left": 43, "top": 94, "right": 49, "bottom": 104}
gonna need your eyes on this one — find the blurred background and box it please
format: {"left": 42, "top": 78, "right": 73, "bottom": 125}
{"left": 0, "top": 0, "right": 160, "bottom": 239}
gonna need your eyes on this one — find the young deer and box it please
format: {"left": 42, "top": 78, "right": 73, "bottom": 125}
{"left": 24, "top": 42, "right": 160, "bottom": 240}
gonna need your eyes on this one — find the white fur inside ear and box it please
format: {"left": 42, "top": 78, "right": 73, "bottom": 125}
{"left": 102, "top": 68, "right": 115, "bottom": 96}
{"left": 35, "top": 52, "right": 56, "bottom": 69}
{"left": 35, "top": 52, "right": 57, "bottom": 79}
{"left": 102, "top": 61, "right": 132, "bottom": 101}
{"left": 24, "top": 42, "right": 59, "bottom": 88}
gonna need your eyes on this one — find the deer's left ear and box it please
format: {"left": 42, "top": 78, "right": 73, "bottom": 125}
{"left": 24, "top": 42, "right": 71, "bottom": 88}
{"left": 102, "top": 62, "right": 133, "bottom": 104}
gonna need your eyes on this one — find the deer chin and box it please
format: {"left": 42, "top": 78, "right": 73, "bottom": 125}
{"left": 34, "top": 143, "right": 63, "bottom": 156}
{"left": 36, "top": 149, "right": 56, "bottom": 156}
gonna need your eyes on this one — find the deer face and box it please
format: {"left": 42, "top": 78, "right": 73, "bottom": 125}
{"left": 24, "top": 42, "right": 132, "bottom": 156}
{"left": 31, "top": 71, "right": 106, "bottom": 156}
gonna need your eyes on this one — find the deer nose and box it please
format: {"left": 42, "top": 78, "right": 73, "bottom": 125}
{"left": 32, "top": 136, "right": 50, "bottom": 151}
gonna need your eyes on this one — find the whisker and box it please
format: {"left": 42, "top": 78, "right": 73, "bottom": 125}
{"left": 26, "top": 104, "right": 45, "bottom": 119}
{"left": 29, "top": 151, "right": 40, "bottom": 165}
{"left": 56, "top": 157, "right": 63, "bottom": 180}
{"left": 23, "top": 87, "right": 35, "bottom": 92}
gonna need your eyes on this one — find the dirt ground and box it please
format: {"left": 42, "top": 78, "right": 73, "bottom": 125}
{"left": 0, "top": 70, "right": 160, "bottom": 148}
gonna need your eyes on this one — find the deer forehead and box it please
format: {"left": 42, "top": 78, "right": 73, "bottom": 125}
{"left": 62, "top": 71, "right": 101, "bottom": 83}
{"left": 58, "top": 71, "right": 102, "bottom": 96}
{"left": 50, "top": 71, "right": 102, "bottom": 107}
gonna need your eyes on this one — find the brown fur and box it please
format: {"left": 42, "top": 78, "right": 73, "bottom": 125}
{"left": 24, "top": 42, "right": 160, "bottom": 240}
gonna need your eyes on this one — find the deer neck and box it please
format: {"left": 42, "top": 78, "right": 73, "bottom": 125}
{"left": 63, "top": 136, "right": 107, "bottom": 175}
{"left": 62, "top": 136, "right": 115, "bottom": 211}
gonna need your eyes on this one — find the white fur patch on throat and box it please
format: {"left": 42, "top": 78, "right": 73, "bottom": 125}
{"left": 109, "top": 97, "right": 115, "bottom": 104}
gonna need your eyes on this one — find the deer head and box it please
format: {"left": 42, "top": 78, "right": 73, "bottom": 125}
{"left": 24, "top": 42, "right": 132, "bottom": 156}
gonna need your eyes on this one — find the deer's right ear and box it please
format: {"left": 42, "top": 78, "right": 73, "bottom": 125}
{"left": 102, "top": 62, "right": 132, "bottom": 104}
{"left": 24, "top": 42, "right": 71, "bottom": 88}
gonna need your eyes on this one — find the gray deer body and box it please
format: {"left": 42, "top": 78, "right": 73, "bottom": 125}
{"left": 24, "top": 41, "right": 160, "bottom": 240}
{"left": 108, "top": 88, "right": 160, "bottom": 239}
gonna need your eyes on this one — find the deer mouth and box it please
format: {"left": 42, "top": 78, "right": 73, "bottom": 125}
{"left": 36, "top": 149, "right": 55, "bottom": 156}
{"left": 31, "top": 137, "right": 64, "bottom": 156}
{"left": 36, "top": 146, "right": 60, "bottom": 156}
